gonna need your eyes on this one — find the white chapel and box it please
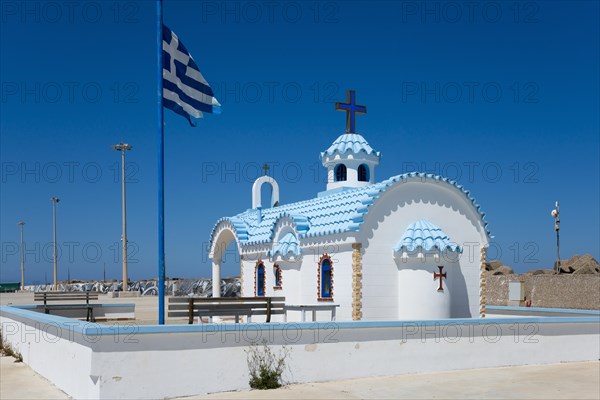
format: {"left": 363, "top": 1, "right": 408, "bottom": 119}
{"left": 208, "top": 90, "right": 491, "bottom": 321}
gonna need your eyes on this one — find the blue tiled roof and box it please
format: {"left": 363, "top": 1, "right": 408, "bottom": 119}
{"left": 267, "top": 232, "right": 301, "bottom": 259}
{"left": 394, "top": 220, "right": 462, "bottom": 253}
{"left": 209, "top": 172, "right": 491, "bottom": 249}
{"left": 320, "top": 133, "right": 381, "bottom": 158}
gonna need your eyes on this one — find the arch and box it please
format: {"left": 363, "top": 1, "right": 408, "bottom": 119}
{"left": 208, "top": 219, "right": 245, "bottom": 298}
{"left": 270, "top": 213, "right": 310, "bottom": 242}
{"left": 252, "top": 176, "right": 280, "bottom": 209}
{"left": 208, "top": 218, "right": 244, "bottom": 259}
{"left": 358, "top": 164, "right": 369, "bottom": 182}
{"left": 334, "top": 164, "right": 347, "bottom": 182}
{"left": 318, "top": 254, "right": 333, "bottom": 300}
{"left": 353, "top": 173, "right": 491, "bottom": 246}
{"left": 255, "top": 260, "right": 266, "bottom": 296}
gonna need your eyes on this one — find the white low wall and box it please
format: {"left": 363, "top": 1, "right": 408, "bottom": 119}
{"left": 1, "top": 305, "right": 599, "bottom": 399}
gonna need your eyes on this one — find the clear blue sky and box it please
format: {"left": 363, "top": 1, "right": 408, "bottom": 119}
{"left": 1, "top": 1, "right": 598, "bottom": 283}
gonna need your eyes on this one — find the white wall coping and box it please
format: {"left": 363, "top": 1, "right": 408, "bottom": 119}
{"left": 2, "top": 305, "right": 599, "bottom": 341}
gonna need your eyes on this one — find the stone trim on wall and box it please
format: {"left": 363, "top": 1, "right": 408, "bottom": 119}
{"left": 480, "top": 246, "right": 487, "bottom": 318}
{"left": 240, "top": 255, "right": 244, "bottom": 297}
{"left": 352, "top": 243, "right": 363, "bottom": 320}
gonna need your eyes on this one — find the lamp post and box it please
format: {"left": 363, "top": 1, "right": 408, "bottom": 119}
{"left": 51, "top": 197, "right": 60, "bottom": 289}
{"left": 551, "top": 201, "right": 560, "bottom": 274}
{"left": 17, "top": 221, "right": 25, "bottom": 290}
{"left": 113, "top": 143, "right": 133, "bottom": 291}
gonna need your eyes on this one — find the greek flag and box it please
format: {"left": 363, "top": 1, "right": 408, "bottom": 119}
{"left": 162, "top": 25, "right": 221, "bottom": 126}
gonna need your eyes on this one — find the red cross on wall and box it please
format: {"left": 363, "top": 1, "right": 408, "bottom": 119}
{"left": 433, "top": 266, "right": 447, "bottom": 292}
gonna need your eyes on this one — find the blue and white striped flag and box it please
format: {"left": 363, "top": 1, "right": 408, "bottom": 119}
{"left": 162, "top": 25, "right": 221, "bottom": 126}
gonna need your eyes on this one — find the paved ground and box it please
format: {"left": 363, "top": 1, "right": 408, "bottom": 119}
{"left": 1, "top": 292, "right": 168, "bottom": 324}
{"left": 0, "top": 292, "right": 244, "bottom": 324}
{"left": 190, "top": 362, "right": 600, "bottom": 399}
{"left": 1, "top": 354, "right": 598, "bottom": 400}
{"left": 0, "top": 356, "right": 70, "bottom": 400}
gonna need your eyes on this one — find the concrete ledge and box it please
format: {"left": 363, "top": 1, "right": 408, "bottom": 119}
{"left": 1, "top": 305, "right": 599, "bottom": 399}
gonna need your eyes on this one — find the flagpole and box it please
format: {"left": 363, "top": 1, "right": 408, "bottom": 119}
{"left": 157, "top": 0, "right": 166, "bottom": 324}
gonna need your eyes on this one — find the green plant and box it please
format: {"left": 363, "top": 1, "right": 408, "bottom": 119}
{"left": 0, "top": 328, "right": 23, "bottom": 362}
{"left": 245, "top": 340, "right": 290, "bottom": 390}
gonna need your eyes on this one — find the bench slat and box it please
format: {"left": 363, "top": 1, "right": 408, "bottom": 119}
{"left": 167, "top": 303, "right": 285, "bottom": 311}
{"left": 35, "top": 292, "right": 98, "bottom": 295}
{"left": 34, "top": 292, "right": 98, "bottom": 300}
{"left": 34, "top": 296, "right": 98, "bottom": 301}
{"left": 168, "top": 296, "right": 284, "bottom": 303}
{"left": 42, "top": 305, "right": 94, "bottom": 310}
{"left": 168, "top": 309, "right": 286, "bottom": 318}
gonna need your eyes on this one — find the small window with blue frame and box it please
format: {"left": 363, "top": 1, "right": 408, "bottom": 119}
{"left": 255, "top": 261, "right": 265, "bottom": 296}
{"left": 319, "top": 254, "right": 333, "bottom": 300}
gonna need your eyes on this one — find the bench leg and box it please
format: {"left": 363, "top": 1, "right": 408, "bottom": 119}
{"left": 87, "top": 308, "right": 95, "bottom": 323}
{"left": 312, "top": 310, "right": 317, "bottom": 322}
{"left": 266, "top": 298, "right": 272, "bottom": 323}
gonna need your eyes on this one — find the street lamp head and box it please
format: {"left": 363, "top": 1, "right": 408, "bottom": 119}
{"left": 17, "top": 220, "right": 25, "bottom": 226}
{"left": 113, "top": 143, "right": 133, "bottom": 151}
{"left": 51, "top": 197, "right": 60, "bottom": 203}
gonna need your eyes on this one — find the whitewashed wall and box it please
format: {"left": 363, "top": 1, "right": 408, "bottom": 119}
{"left": 0, "top": 309, "right": 98, "bottom": 398}
{"left": 241, "top": 242, "right": 355, "bottom": 322}
{"left": 359, "top": 180, "right": 488, "bottom": 319}
{"left": 1, "top": 306, "right": 599, "bottom": 400}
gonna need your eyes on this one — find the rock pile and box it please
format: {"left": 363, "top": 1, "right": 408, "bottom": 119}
{"left": 526, "top": 254, "right": 599, "bottom": 275}
{"left": 484, "top": 260, "right": 514, "bottom": 275}
{"left": 558, "top": 254, "right": 600, "bottom": 274}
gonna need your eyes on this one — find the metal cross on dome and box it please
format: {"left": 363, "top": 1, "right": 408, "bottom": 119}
{"left": 336, "top": 90, "right": 367, "bottom": 133}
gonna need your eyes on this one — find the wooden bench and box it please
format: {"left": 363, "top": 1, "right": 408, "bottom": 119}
{"left": 34, "top": 291, "right": 99, "bottom": 322}
{"left": 168, "top": 296, "right": 285, "bottom": 324}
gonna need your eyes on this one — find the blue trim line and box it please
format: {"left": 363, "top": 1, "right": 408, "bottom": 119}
{"left": 2, "top": 306, "right": 598, "bottom": 337}
{"left": 487, "top": 306, "right": 600, "bottom": 315}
